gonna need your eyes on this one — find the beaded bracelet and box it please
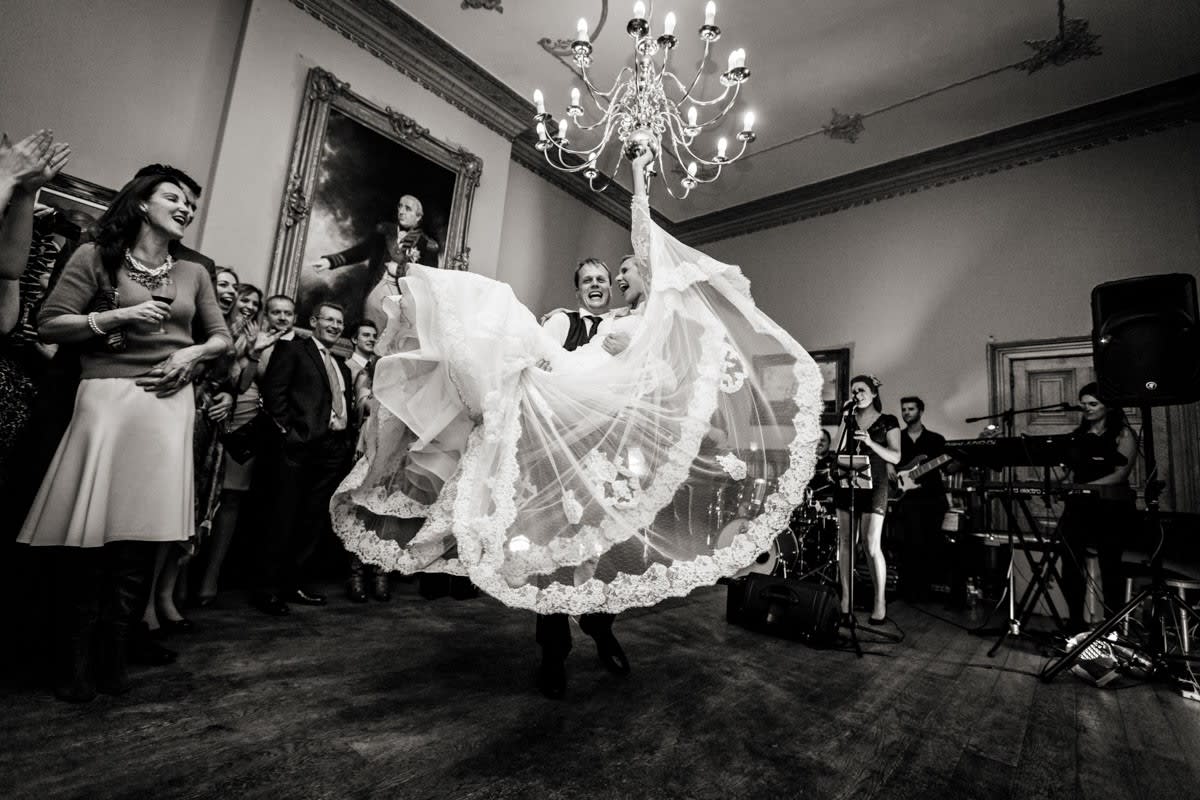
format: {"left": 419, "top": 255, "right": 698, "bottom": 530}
{"left": 87, "top": 312, "right": 107, "bottom": 336}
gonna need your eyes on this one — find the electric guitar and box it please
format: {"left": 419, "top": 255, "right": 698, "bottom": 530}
{"left": 890, "top": 453, "right": 953, "bottom": 498}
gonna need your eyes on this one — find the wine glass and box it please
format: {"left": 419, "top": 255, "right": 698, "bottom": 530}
{"left": 150, "top": 275, "right": 177, "bottom": 334}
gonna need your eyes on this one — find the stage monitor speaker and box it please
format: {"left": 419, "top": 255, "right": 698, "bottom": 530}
{"left": 1091, "top": 273, "right": 1200, "bottom": 407}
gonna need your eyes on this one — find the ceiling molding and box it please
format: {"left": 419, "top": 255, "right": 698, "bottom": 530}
{"left": 673, "top": 73, "right": 1200, "bottom": 246}
{"left": 289, "top": 0, "right": 528, "bottom": 139}
{"left": 289, "top": 0, "right": 634, "bottom": 223}
{"left": 288, "top": 2, "right": 1198, "bottom": 247}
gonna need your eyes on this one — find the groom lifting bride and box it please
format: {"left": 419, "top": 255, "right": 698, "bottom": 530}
{"left": 330, "top": 146, "right": 824, "bottom": 698}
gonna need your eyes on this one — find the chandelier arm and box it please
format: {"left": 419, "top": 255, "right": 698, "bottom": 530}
{"left": 694, "top": 165, "right": 723, "bottom": 184}
{"left": 663, "top": 106, "right": 691, "bottom": 148}
{"left": 681, "top": 81, "right": 734, "bottom": 108}
{"left": 679, "top": 40, "right": 714, "bottom": 101}
{"left": 580, "top": 64, "right": 630, "bottom": 104}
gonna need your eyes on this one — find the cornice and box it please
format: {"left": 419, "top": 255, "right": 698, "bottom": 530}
{"left": 285, "top": 1, "right": 1198, "bottom": 247}
{"left": 288, "top": 0, "right": 631, "bottom": 222}
{"left": 289, "top": 0, "right": 528, "bottom": 138}
{"left": 674, "top": 73, "right": 1200, "bottom": 245}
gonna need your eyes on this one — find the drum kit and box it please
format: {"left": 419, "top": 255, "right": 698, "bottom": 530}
{"left": 710, "top": 465, "right": 839, "bottom": 583}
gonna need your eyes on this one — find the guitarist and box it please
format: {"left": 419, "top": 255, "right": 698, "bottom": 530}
{"left": 893, "top": 396, "right": 950, "bottom": 602}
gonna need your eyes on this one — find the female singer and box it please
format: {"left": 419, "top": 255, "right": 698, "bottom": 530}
{"left": 1059, "top": 382, "right": 1137, "bottom": 632}
{"left": 833, "top": 374, "right": 901, "bottom": 625}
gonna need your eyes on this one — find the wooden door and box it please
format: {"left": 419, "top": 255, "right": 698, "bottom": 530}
{"left": 991, "top": 338, "right": 1198, "bottom": 514}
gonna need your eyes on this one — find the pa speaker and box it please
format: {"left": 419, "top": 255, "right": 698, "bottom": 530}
{"left": 1091, "top": 273, "right": 1200, "bottom": 406}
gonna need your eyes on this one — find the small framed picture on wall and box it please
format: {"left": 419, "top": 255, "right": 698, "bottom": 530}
{"left": 810, "top": 347, "right": 851, "bottom": 426}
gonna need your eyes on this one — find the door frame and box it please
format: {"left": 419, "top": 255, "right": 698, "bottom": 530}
{"left": 988, "top": 336, "right": 1092, "bottom": 419}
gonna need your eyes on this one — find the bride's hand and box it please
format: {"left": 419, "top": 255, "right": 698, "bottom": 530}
{"left": 536, "top": 359, "right": 553, "bottom": 372}
{"left": 631, "top": 147, "right": 654, "bottom": 195}
{"left": 601, "top": 330, "right": 630, "bottom": 355}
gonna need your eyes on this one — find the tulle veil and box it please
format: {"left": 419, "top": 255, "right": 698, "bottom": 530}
{"left": 331, "top": 202, "right": 824, "bottom": 614}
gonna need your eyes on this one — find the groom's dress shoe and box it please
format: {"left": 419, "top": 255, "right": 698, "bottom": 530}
{"left": 254, "top": 594, "right": 291, "bottom": 616}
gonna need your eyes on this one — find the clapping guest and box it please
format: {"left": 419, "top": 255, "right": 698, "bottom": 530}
{"left": 16, "top": 169, "right": 231, "bottom": 702}
{"left": 196, "top": 282, "right": 280, "bottom": 605}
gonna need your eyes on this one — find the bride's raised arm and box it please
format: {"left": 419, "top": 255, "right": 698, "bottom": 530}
{"left": 629, "top": 148, "right": 654, "bottom": 274}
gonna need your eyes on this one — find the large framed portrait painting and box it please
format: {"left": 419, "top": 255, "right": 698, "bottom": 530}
{"left": 269, "top": 67, "right": 483, "bottom": 341}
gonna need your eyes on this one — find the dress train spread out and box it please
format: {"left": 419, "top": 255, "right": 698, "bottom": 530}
{"left": 331, "top": 197, "right": 823, "bottom": 614}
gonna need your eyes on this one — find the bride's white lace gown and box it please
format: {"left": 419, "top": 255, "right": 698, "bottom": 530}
{"left": 331, "top": 196, "right": 823, "bottom": 614}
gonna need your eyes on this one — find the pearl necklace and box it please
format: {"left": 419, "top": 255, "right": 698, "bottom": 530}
{"left": 123, "top": 249, "right": 175, "bottom": 290}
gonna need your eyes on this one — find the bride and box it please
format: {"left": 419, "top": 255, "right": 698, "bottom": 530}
{"left": 331, "top": 148, "right": 823, "bottom": 616}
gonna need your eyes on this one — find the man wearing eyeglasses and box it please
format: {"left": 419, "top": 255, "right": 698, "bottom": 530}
{"left": 254, "top": 302, "right": 356, "bottom": 616}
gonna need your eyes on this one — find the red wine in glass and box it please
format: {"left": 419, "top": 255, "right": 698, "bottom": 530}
{"left": 150, "top": 275, "right": 177, "bottom": 334}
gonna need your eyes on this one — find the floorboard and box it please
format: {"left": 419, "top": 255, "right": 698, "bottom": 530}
{"left": 2, "top": 584, "right": 1196, "bottom": 799}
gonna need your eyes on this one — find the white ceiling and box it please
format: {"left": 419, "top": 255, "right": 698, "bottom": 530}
{"left": 394, "top": 1, "right": 1200, "bottom": 221}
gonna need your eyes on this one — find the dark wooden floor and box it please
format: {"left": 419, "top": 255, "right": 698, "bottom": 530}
{"left": 2, "top": 583, "right": 1197, "bottom": 800}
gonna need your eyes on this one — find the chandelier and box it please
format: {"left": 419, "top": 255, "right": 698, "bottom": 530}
{"left": 532, "top": 1, "right": 755, "bottom": 198}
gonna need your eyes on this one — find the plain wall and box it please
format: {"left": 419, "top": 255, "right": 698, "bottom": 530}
{"left": 0, "top": 0, "right": 248, "bottom": 241}
{"left": 199, "top": 0, "right": 513, "bottom": 286}
{"left": 496, "top": 161, "right": 633, "bottom": 313}
{"left": 703, "top": 126, "right": 1200, "bottom": 440}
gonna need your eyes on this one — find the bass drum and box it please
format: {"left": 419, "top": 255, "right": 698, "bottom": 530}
{"left": 716, "top": 518, "right": 800, "bottom": 579}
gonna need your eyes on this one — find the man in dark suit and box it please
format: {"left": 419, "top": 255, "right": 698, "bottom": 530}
{"left": 254, "top": 301, "right": 356, "bottom": 615}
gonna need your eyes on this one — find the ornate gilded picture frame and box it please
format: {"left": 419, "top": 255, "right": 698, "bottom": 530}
{"left": 269, "top": 66, "right": 483, "bottom": 338}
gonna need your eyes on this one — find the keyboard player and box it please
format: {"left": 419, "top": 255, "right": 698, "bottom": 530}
{"left": 1058, "top": 383, "right": 1138, "bottom": 633}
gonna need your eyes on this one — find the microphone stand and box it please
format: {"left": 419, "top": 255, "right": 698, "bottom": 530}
{"left": 836, "top": 402, "right": 863, "bottom": 658}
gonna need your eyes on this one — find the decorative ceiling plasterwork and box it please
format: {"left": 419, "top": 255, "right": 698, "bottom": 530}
{"left": 539, "top": 1, "right": 608, "bottom": 61}
{"left": 291, "top": 0, "right": 1197, "bottom": 245}
{"left": 461, "top": 0, "right": 503, "bottom": 13}
{"left": 750, "top": 0, "right": 1103, "bottom": 160}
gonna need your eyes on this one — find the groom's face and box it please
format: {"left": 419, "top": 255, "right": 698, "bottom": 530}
{"left": 575, "top": 264, "right": 611, "bottom": 313}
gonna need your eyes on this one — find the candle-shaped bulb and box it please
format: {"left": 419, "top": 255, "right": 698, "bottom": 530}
{"left": 687, "top": 161, "right": 698, "bottom": 177}
{"left": 727, "top": 50, "right": 737, "bottom": 71}
{"left": 533, "top": 89, "right": 545, "bottom": 114}
{"left": 557, "top": 119, "right": 568, "bottom": 139}
{"left": 536, "top": 122, "right": 548, "bottom": 141}
{"left": 737, "top": 48, "right": 747, "bottom": 68}
{"left": 687, "top": 106, "right": 698, "bottom": 126}
{"left": 577, "top": 17, "right": 589, "bottom": 42}
{"left": 743, "top": 111, "right": 755, "bottom": 132}
{"left": 633, "top": 1, "right": 646, "bottom": 20}
{"left": 717, "top": 137, "right": 727, "bottom": 158}
{"left": 705, "top": 1, "right": 716, "bottom": 26}
{"left": 588, "top": 151, "right": 598, "bottom": 163}
{"left": 571, "top": 87, "right": 581, "bottom": 106}
{"left": 664, "top": 11, "right": 677, "bottom": 36}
